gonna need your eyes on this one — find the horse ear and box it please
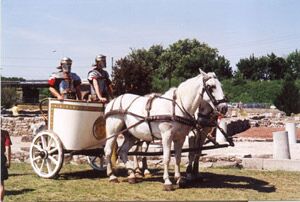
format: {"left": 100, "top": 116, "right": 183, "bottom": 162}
{"left": 199, "top": 68, "right": 208, "bottom": 76}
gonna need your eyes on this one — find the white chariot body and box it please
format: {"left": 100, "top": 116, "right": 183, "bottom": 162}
{"left": 30, "top": 98, "right": 107, "bottom": 178}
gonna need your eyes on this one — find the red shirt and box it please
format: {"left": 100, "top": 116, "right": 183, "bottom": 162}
{"left": 1, "top": 130, "right": 12, "bottom": 155}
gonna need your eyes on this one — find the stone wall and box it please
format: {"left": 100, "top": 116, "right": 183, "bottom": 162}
{"left": 1, "top": 116, "right": 45, "bottom": 136}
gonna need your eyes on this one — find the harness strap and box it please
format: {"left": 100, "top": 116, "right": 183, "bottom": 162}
{"left": 124, "top": 96, "right": 141, "bottom": 113}
{"left": 105, "top": 90, "right": 198, "bottom": 142}
{"left": 172, "top": 91, "right": 176, "bottom": 117}
{"left": 145, "top": 95, "right": 159, "bottom": 141}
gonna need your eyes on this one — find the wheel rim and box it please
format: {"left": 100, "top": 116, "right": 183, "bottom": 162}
{"left": 30, "top": 131, "right": 64, "bottom": 178}
{"left": 87, "top": 155, "right": 107, "bottom": 171}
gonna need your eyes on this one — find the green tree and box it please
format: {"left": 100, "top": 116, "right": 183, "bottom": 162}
{"left": 158, "top": 39, "right": 232, "bottom": 82}
{"left": 267, "top": 53, "right": 288, "bottom": 80}
{"left": 236, "top": 54, "right": 259, "bottom": 80}
{"left": 274, "top": 74, "right": 300, "bottom": 115}
{"left": 112, "top": 38, "right": 233, "bottom": 94}
{"left": 286, "top": 49, "right": 300, "bottom": 79}
{"left": 1, "top": 76, "right": 25, "bottom": 81}
{"left": 112, "top": 57, "right": 152, "bottom": 96}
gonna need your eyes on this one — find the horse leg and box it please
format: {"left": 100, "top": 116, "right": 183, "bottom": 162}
{"left": 192, "top": 128, "right": 212, "bottom": 180}
{"left": 141, "top": 141, "right": 152, "bottom": 178}
{"left": 173, "top": 137, "right": 186, "bottom": 187}
{"left": 132, "top": 141, "right": 144, "bottom": 181}
{"left": 104, "top": 118, "right": 124, "bottom": 183}
{"left": 104, "top": 136, "right": 119, "bottom": 182}
{"left": 161, "top": 131, "right": 174, "bottom": 191}
{"left": 119, "top": 134, "right": 138, "bottom": 184}
{"left": 186, "top": 131, "right": 196, "bottom": 181}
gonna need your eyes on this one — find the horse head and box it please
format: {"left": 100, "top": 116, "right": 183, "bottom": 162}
{"left": 199, "top": 69, "right": 228, "bottom": 115}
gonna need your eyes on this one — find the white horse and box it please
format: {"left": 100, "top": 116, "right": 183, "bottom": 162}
{"left": 104, "top": 69, "right": 227, "bottom": 190}
{"left": 129, "top": 100, "right": 223, "bottom": 182}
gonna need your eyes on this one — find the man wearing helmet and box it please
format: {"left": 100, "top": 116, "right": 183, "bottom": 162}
{"left": 48, "top": 57, "right": 82, "bottom": 100}
{"left": 87, "top": 54, "right": 113, "bottom": 102}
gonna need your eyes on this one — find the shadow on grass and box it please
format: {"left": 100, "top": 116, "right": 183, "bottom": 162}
{"left": 56, "top": 167, "right": 275, "bottom": 193}
{"left": 57, "top": 167, "right": 164, "bottom": 182}
{"left": 58, "top": 169, "right": 107, "bottom": 180}
{"left": 183, "top": 172, "right": 275, "bottom": 193}
{"left": 9, "top": 172, "right": 33, "bottom": 177}
{"left": 142, "top": 169, "right": 276, "bottom": 193}
{"left": 6, "top": 188, "right": 35, "bottom": 196}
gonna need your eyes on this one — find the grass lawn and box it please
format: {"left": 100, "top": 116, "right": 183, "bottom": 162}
{"left": 5, "top": 163, "right": 300, "bottom": 201}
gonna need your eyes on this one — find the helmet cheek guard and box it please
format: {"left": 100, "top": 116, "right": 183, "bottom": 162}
{"left": 95, "top": 54, "right": 106, "bottom": 68}
{"left": 62, "top": 63, "right": 71, "bottom": 73}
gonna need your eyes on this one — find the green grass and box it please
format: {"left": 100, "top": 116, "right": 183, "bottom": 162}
{"left": 5, "top": 163, "right": 300, "bottom": 201}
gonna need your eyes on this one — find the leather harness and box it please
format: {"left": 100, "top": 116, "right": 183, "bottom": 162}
{"left": 105, "top": 90, "right": 197, "bottom": 141}
{"left": 104, "top": 76, "right": 229, "bottom": 143}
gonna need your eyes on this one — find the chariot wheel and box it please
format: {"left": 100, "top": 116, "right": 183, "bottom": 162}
{"left": 30, "top": 130, "right": 64, "bottom": 178}
{"left": 87, "top": 154, "right": 107, "bottom": 171}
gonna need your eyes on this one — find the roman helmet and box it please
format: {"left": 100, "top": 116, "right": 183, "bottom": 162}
{"left": 59, "top": 57, "right": 72, "bottom": 72}
{"left": 60, "top": 57, "right": 72, "bottom": 65}
{"left": 95, "top": 54, "right": 106, "bottom": 68}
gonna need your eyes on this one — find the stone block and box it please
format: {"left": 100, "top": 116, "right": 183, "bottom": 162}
{"left": 242, "top": 158, "right": 263, "bottom": 170}
{"left": 263, "top": 159, "right": 300, "bottom": 171}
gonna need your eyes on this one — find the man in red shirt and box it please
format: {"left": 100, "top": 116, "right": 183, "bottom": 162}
{"left": 1, "top": 129, "right": 12, "bottom": 202}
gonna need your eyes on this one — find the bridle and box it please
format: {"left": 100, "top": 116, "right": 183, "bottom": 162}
{"left": 200, "top": 76, "right": 227, "bottom": 110}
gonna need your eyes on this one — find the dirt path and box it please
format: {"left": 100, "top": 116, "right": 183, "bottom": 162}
{"left": 236, "top": 127, "right": 300, "bottom": 140}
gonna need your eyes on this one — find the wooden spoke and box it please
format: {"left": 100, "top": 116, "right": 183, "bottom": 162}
{"left": 48, "top": 156, "right": 58, "bottom": 165}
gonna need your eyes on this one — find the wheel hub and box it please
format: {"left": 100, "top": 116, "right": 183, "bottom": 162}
{"left": 40, "top": 150, "right": 48, "bottom": 159}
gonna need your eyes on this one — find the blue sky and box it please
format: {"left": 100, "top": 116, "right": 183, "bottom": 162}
{"left": 1, "top": 0, "right": 300, "bottom": 80}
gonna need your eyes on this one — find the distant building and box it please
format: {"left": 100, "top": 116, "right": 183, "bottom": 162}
{"left": 1, "top": 80, "right": 90, "bottom": 103}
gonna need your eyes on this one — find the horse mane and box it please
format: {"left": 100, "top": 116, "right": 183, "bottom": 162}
{"left": 176, "top": 74, "right": 202, "bottom": 98}
{"left": 161, "top": 87, "right": 177, "bottom": 98}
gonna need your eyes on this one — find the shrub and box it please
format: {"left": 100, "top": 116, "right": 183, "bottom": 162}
{"left": 274, "top": 75, "right": 300, "bottom": 115}
{"left": 1, "top": 87, "right": 18, "bottom": 108}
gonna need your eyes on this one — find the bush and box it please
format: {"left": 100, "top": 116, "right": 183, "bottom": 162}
{"left": 1, "top": 87, "right": 18, "bottom": 108}
{"left": 274, "top": 75, "right": 300, "bottom": 115}
{"left": 222, "top": 79, "right": 282, "bottom": 104}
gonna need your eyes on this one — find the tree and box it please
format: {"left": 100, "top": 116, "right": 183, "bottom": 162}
{"left": 236, "top": 53, "right": 288, "bottom": 80}
{"left": 1, "top": 76, "right": 25, "bottom": 81}
{"left": 236, "top": 54, "right": 259, "bottom": 80}
{"left": 267, "top": 53, "right": 288, "bottom": 80}
{"left": 286, "top": 49, "right": 300, "bottom": 79}
{"left": 112, "top": 38, "right": 233, "bottom": 94}
{"left": 158, "top": 39, "right": 233, "bottom": 82}
{"left": 112, "top": 57, "right": 152, "bottom": 96}
{"left": 274, "top": 74, "right": 300, "bottom": 115}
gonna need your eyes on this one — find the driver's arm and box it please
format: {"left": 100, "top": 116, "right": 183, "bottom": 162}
{"left": 92, "top": 79, "right": 107, "bottom": 102}
{"left": 49, "top": 86, "right": 63, "bottom": 100}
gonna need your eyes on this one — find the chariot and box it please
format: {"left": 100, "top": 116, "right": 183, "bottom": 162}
{"left": 30, "top": 98, "right": 107, "bottom": 178}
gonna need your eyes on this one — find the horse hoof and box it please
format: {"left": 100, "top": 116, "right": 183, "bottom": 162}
{"left": 135, "top": 172, "right": 143, "bottom": 179}
{"left": 109, "top": 178, "right": 119, "bottom": 183}
{"left": 135, "top": 174, "right": 143, "bottom": 182}
{"left": 144, "top": 173, "right": 152, "bottom": 178}
{"left": 163, "top": 184, "right": 174, "bottom": 191}
{"left": 128, "top": 177, "right": 136, "bottom": 184}
{"left": 177, "top": 178, "right": 187, "bottom": 188}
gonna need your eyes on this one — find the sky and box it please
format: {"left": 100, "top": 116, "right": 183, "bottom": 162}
{"left": 1, "top": 0, "right": 300, "bottom": 80}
